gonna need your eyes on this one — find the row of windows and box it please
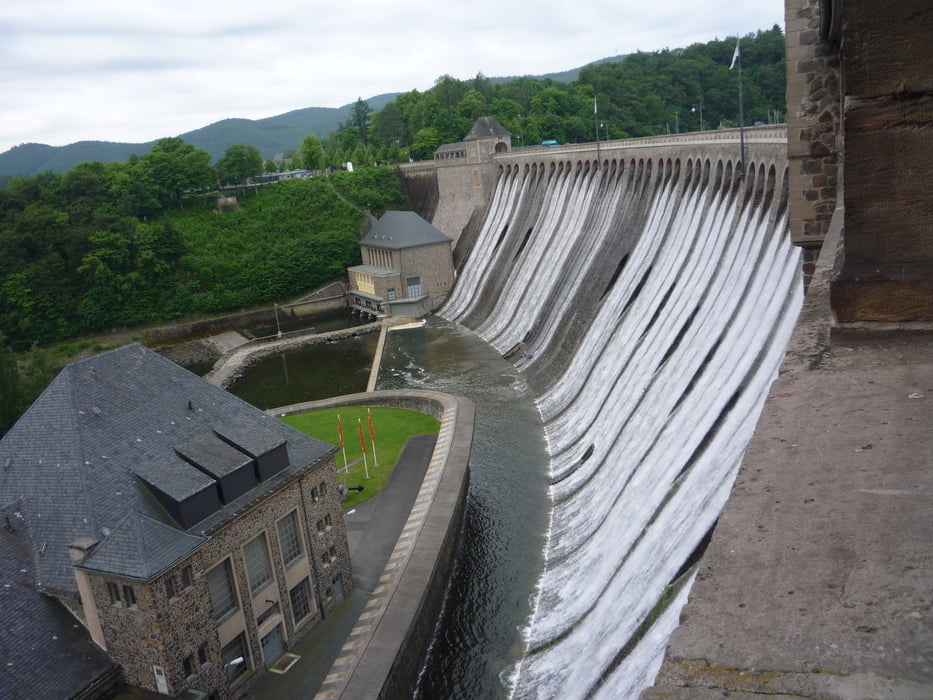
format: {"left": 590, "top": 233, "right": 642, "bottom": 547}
{"left": 315, "top": 514, "right": 333, "bottom": 534}
{"left": 206, "top": 508, "right": 316, "bottom": 624}
{"left": 321, "top": 545, "right": 338, "bottom": 566}
{"left": 106, "top": 581, "right": 137, "bottom": 607}
{"left": 368, "top": 248, "right": 393, "bottom": 268}
{"left": 165, "top": 565, "right": 193, "bottom": 600}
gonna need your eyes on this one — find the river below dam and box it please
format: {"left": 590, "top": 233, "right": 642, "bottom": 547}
{"left": 229, "top": 316, "right": 550, "bottom": 698}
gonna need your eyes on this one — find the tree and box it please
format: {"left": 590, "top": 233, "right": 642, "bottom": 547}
{"left": 349, "top": 98, "right": 373, "bottom": 141}
{"left": 0, "top": 332, "right": 25, "bottom": 436}
{"left": 410, "top": 127, "right": 442, "bottom": 160}
{"left": 216, "top": 144, "right": 263, "bottom": 188}
{"left": 300, "top": 135, "right": 325, "bottom": 171}
{"left": 139, "top": 138, "right": 213, "bottom": 209}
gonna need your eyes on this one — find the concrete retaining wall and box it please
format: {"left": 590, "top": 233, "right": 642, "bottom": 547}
{"left": 274, "top": 390, "right": 474, "bottom": 700}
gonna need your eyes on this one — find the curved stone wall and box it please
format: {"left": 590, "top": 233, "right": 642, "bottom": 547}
{"left": 272, "top": 390, "right": 474, "bottom": 700}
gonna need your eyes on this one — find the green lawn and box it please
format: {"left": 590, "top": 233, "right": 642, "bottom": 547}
{"left": 281, "top": 406, "right": 440, "bottom": 508}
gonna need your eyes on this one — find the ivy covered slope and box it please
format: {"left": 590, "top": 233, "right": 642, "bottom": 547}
{"left": 0, "top": 164, "right": 405, "bottom": 351}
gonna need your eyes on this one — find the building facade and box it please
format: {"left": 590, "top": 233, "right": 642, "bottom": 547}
{"left": 0, "top": 344, "right": 351, "bottom": 699}
{"left": 348, "top": 210, "right": 455, "bottom": 317}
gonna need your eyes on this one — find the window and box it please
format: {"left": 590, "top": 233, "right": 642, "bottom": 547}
{"left": 386, "top": 288, "right": 396, "bottom": 301}
{"left": 206, "top": 560, "right": 238, "bottom": 622}
{"left": 198, "top": 643, "right": 209, "bottom": 666}
{"left": 276, "top": 511, "right": 302, "bottom": 565}
{"left": 289, "top": 578, "right": 314, "bottom": 625}
{"left": 244, "top": 534, "right": 272, "bottom": 595}
{"left": 165, "top": 576, "right": 177, "bottom": 600}
{"left": 122, "top": 584, "right": 136, "bottom": 607}
{"left": 183, "top": 655, "right": 195, "bottom": 677}
{"left": 222, "top": 633, "right": 248, "bottom": 684}
{"left": 181, "top": 565, "right": 194, "bottom": 589}
{"left": 406, "top": 276, "right": 423, "bottom": 297}
{"left": 316, "top": 519, "right": 324, "bottom": 534}
{"left": 325, "top": 514, "right": 333, "bottom": 529}
{"left": 106, "top": 582, "right": 121, "bottom": 605}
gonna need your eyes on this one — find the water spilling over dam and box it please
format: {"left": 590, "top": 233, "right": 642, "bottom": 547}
{"left": 438, "top": 141, "right": 803, "bottom": 697}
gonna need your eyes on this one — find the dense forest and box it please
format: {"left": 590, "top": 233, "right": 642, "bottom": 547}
{"left": 328, "top": 27, "right": 785, "bottom": 162}
{"left": 0, "top": 26, "right": 785, "bottom": 434}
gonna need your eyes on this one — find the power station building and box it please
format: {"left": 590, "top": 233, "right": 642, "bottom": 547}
{"left": 0, "top": 344, "right": 351, "bottom": 699}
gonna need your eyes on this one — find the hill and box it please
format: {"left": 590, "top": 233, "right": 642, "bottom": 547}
{"left": 0, "top": 94, "right": 399, "bottom": 178}
{"left": 0, "top": 56, "right": 627, "bottom": 179}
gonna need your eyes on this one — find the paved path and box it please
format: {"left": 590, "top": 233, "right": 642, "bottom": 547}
{"left": 246, "top": 434, "right": 437, "bottom": 699}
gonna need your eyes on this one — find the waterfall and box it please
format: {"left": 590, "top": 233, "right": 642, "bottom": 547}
{"left": 440, "top": 154, "right": 801, "bottom": 698}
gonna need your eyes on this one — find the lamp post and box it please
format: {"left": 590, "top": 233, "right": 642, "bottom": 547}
{"left": 692, "top": 101, "right": 705, "bottom": 131}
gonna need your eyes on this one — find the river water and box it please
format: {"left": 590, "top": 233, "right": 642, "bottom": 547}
{"left": 229, "top": 317, "right": 550, "bottom": 697}
{"left": 377, "top": 318, "right": 550, "bottom": 699}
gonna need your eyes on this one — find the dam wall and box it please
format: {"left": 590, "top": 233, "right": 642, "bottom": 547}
{"left": 436, "top": 128, "right": 803, "bottom": 698}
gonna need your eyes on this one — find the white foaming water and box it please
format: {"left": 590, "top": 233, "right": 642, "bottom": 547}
{"left": 440, "top": 156, "right": 801, "bottom": 698}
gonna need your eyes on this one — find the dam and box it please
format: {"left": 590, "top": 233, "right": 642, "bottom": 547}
{"left": 415, "top": 126, "right": 802, "bottom": 697}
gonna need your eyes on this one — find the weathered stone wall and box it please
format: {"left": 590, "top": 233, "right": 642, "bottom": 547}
{"left": 430, "top": 160, "right": 495, "bottom": 243}
{"left": 397, "top": 243, "right": 455, "bottom": 311}
{"left": 831, "top": 1, "right": 933, "bottom": 322}
{"left": 785, "top": 0, "right": 842, "bottom": 285}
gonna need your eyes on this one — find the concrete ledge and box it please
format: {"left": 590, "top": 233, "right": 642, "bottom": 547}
{"left": 274, "top": 390, "right": 474, "bottom": 700}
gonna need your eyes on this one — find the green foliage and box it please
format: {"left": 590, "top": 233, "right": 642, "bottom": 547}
{"left": 328, "top": 167, "right": 406, "bottom": 213}
{"left": 361, "top": 26, "right": 786, "bottom": 154}
{"left": 300, "top": 135, "right": 325, "bottom": 171}
{"left": 0, "top": 333, "right": 54, "bottom": 436}
{"left": 0, "top": 152, "right": 408, "bottom": 348}
{"left": 216, "top": 144, "right": 263, "bottom": 187}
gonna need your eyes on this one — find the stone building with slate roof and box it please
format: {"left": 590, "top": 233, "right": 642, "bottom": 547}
{"left": 0, "top": 344, "right": 351, "bottom": 699}
{"left": 348, "top": 210, "right": 454, "bottom": 317}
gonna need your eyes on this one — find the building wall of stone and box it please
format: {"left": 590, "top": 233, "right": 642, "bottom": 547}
{"left": 830, "top": 1, "right": 933, "bottom": 322}
{"left": 398, "top": 243, "right": 455, "bottom": 310}
{"left": 86, "top": 454, "right": 351, "bottom": 699}
{"left": 432, "top": 162, "right": 494, "bottom": 243}
{"left": 785, "top": 0, "right": 842, "bottom": 269}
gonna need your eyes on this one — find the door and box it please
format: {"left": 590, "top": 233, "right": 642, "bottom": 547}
{"left": 261, "top": 624, "right": 285, "bottom": 667}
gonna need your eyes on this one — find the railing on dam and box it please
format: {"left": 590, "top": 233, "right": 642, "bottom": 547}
{"left": 494, "top": 125, "right": 787, "bottom": 174}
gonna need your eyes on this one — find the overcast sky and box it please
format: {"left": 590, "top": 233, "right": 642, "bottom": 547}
{"left": 0, "top": 1, "right": 784, "bottom": 154}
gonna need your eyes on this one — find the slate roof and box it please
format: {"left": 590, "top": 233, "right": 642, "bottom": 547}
{"left": 463, "top": 116, "right": 510, "bottom": 140}
{"left": 0, "top": 343, "right": 335, "bottom": 594}
{"left": 360, "top": 211, "right": 453, "bottom": 250}
{"left": 0, "top": 503, "right": 119, "bottom": 699}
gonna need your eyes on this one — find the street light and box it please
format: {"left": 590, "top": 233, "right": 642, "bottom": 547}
{"left": 692, "top": 101, "right": 705, "bottom": 131}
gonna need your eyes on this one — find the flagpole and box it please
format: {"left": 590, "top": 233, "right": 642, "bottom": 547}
{"left": 358, "top": 418, "right": 370, "bottom": 479}
{"left": 337, "top": 414, "right": 349, "bottom": 473}
{"left": 736, "top": 39, "right": 746, "bottom": 177}
{"left": 368, "top": 408, "right": 379, "bottom": 468}
{"left": 594, "top": 96, "right": 601, "bottom": 168}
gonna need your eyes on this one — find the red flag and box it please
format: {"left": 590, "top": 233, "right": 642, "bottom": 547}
{"left": 358, "top": 419, "right": 366, "bottom": 454}
{"left": 367, "top": 408, "right": 376, "bottom": 442}
{"left": 337, "top": 415, "right": 344, "bottom": 448}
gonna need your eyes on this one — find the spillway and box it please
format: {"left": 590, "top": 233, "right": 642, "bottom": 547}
{"left": 438, "top": 153, "right": 802, "bottom": 697}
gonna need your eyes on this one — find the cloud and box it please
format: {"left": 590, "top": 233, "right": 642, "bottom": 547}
{"left": 0, "top": 0, "right": 784, "bottom": 154}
